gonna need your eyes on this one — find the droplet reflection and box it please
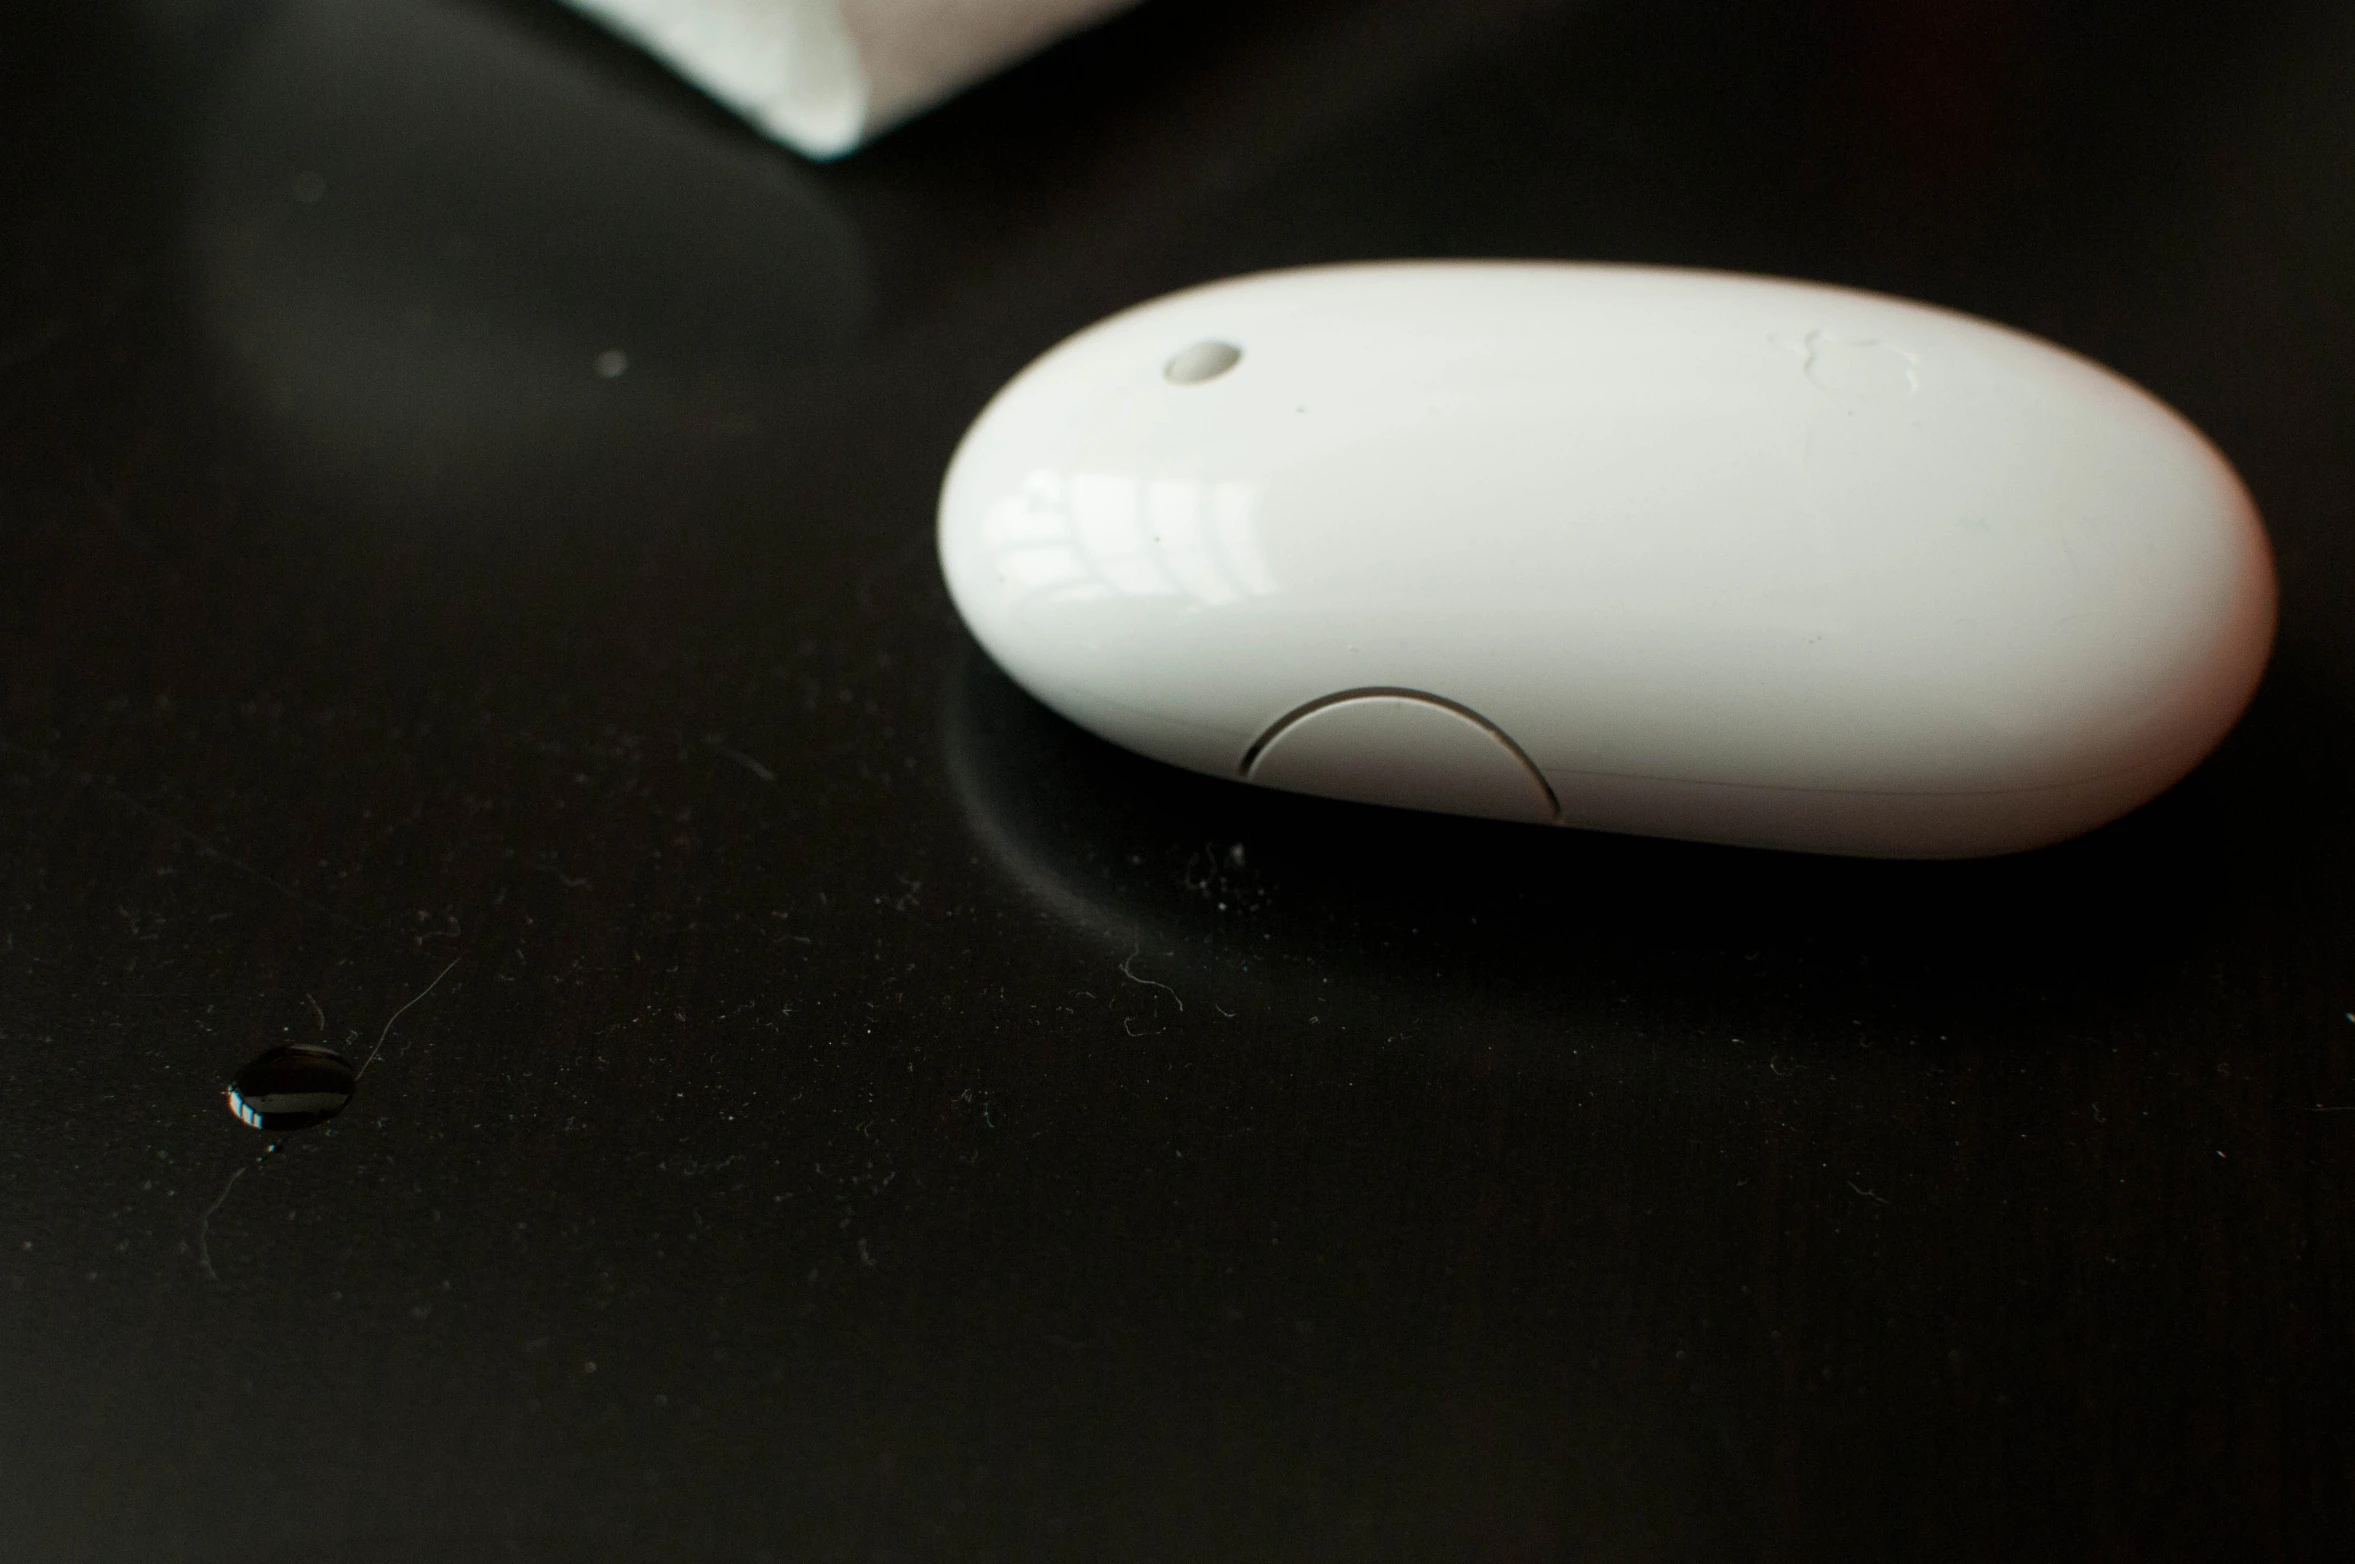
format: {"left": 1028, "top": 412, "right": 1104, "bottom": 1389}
{"left": 226, "top": 1044, "right": 356, "bottom": 1131}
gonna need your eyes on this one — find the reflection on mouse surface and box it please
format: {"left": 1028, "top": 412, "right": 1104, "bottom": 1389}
{"left": 936, "top": 263, "right": 2275, "bottom": 858}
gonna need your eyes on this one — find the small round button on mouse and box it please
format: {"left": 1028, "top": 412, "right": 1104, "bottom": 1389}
{"left": 1165, "top": 340, "right": 1242, "bottom": 384}
{"left": 1243, "top": 691, "right": 1557, "bottom": 824}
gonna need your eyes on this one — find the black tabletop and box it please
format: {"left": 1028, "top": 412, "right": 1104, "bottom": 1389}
{"left": 5, "top": 1, "right": 2353, "bottom": 1559}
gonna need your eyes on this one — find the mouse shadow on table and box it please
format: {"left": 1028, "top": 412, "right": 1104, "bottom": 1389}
{"left": 940, "top": 642, "right": 2321, "bottom": 1046}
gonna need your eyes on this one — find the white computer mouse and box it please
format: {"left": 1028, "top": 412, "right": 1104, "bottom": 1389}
{"left": 936, "top": 262, "right": 2275, "bottom": 857}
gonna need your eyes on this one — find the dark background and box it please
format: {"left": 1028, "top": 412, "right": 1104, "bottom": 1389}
{"left": 4, "top": 1, "right": 2352, "bottom": 1558}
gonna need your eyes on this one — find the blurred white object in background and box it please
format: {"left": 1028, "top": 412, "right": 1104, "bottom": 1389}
{"left": 562, "top": 0, "right": 1140, "bottom": 156}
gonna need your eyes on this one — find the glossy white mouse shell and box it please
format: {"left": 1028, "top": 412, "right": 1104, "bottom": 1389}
{"left": 937, "top": 263, "right": 2275, "bottom": 857}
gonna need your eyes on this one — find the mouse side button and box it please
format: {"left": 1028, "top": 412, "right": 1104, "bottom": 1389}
{"left": 1244, "top": 692, "right": 1557, "bottom": 824}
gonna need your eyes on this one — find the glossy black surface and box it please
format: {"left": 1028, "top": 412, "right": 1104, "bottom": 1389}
{"left": 4, "top": 1, "right": 2353, "bottom": 1559}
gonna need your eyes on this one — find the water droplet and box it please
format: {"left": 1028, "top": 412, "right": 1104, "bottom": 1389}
{"left": 225, "top": 1044, "right": 355, "bottom": 1130}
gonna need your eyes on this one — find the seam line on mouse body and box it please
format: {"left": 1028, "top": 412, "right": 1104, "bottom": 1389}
{"left": 1240, "top": 686, "right": 1562, "bottom": 824}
